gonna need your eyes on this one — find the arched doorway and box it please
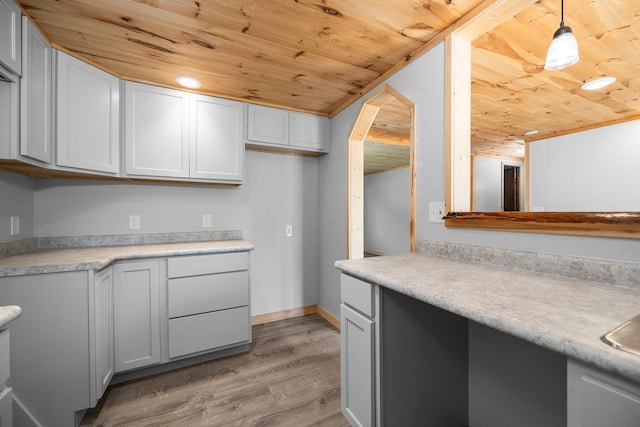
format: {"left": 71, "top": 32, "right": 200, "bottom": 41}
{"left": 347, "top": 84, "right": 415, "bottom": 259}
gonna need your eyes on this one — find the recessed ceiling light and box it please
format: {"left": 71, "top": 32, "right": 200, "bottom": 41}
{"left": 524, "top": 130, "right": 539, "bottom": 137}
{"left": 581, "top": 76, "right": 616, "bottom": 91}
{"left": 176, "top": 75, "right": 201, "bottom": 89}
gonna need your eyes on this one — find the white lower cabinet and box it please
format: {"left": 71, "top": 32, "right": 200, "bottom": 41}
{"left": 167, "top": 252, "right": 251, "bottom": 359}
{"left": 341, "top": 304, "right": 375, "bottom": 427}
{"left": 113, "top": 259, "right": 162, "bottom": 372}
{"left": 92, "top": 267, "right": 114, "bottom": 404}
{"left": 568, "top": 359, "right": 640, "bottom": 427}
{"left": 340, "top": 274, "right": 378, "bottom": 427}
{"left": 0, "top": 329, "right": 11, "bottom": 427}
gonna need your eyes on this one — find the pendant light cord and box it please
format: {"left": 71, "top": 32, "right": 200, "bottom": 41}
{"left": 560, "top": 0, "right": 565, "bottom": 27}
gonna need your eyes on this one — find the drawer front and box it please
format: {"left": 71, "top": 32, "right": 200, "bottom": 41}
{"left": 168, "top": 252, "right": 248, "bottom": 278}
{"left": 168, "top": 270, "right": 249, "bottom": 318}
{"left": 169, "top": 306, "right": 250, "bottom": 358}
{"left": 341, "top": 274, "right": 374, "bottom": 318}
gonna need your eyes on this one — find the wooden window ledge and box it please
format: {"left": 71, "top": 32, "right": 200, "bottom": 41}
{"left": 443, "top": 212, "right": 640, "bottom": 239}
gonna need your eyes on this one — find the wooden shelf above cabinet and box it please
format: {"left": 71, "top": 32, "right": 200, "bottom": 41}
{"left": 443, "top": 211, "right": 640, "bottom": 239}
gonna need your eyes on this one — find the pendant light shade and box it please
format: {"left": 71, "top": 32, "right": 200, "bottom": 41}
{"left": 544, "top": 0, "right": 579, "bottom": 71}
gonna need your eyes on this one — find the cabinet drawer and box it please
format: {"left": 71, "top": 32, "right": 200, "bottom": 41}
{"left": 168, "top": 252, "right": 248, "bottom": 278}
{"left": 169, "top": 306, "right": 250, "bottom": 358}
{"left": 341, "top": 274, "right": 374, "bottom": 317}
{"left": 168, "top": 270, "right": 249, "bottom": 318}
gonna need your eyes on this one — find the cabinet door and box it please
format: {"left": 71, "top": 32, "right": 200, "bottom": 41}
{"left": 341, "top": 303, "right": 375, "bottom": 427}
{"left": 20, "top": 17, "right": 51, "bottom": 163}
{"left": 246, "top": 104, "right": 288, "bottom": 145}
{"left": 56, "top": 51, "right": 120, "bottom": 174}
{"left": 125, "top": 82, "right": 189, "bottom": 178}
{"left": 113, "top": 260, "right": 161, "bottom": 372}
{"left": 190, "top": 94, "right": 243, "bottom": 182}
{"left": 93, "top": 267, "right": 114, "bottom": 404}
{"left": 290, "top": 111, "right": 328, "bottom": 152}
{"left": 0, "top": 0, "right": 21, "bottom": 75}
{"left": 568, "top": 359, "right": 640, "bottom": 427}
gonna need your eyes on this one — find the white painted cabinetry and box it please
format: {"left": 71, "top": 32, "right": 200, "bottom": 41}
{"left": 246, "top": 104, "right": 328, "bottom": 154}
{"left": 190, "top": 94, "right": 244, "bottom": 181}
{"left": 92, "top": 267, "right": 114, "bottom": 404}
{"left": 125, "top": 82, "right": 190, "bottom": 178}
{"left": 290, "top": 111, "right": 327, "bottom": 151}
{"left": 55, "top": 51, "right": 120, "bottom": 174}
{"left": 125, "top": 81, "right": 244, "bottom": 183}
{"left": 0, "top": 329, "right": 12, "bottom": 427}
{"left": 20, "top": 16, "right": 52, "bottom": 164}
{"left": 340, "top": 274, "right": 377, "bottom": 427}
{"left": 167, "top": 252, "right": 250, "bottom": 358}
{"left": 247, "top": 104, "right": 289, "bottom": 145}
{"left": 568, "top": 359, "right": 640, "bottom": 427}
{"left": 113, "top": 259, "right": 162, "bottom": 372}
{"left": 0, "top": 0, "right": 21, "bottom": 76}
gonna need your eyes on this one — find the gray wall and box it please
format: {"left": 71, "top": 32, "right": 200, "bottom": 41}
{"left": 364, "top": 167, "right": 410, "bottom": 255}
{"left": 529, "top": 120, "right": 640, "bottom": 211}
{"left": 318, "top": 41, "right": 640, "bottom": 317}
{"left": 0, "top": 171, "right": 35, "bottom": 242}
{"left": 32, "top": 150, "right": 319, "bottom": 317}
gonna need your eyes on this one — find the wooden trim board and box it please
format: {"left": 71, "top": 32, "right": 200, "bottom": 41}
{"left": 251, "top": 305, "right": 317, "bottom": 326}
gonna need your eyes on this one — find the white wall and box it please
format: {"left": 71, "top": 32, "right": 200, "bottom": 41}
{"left": 33, "top": 151, "right": 319, "bottom": 317}
{"left": 364, "top": 167, "right": 410, "bottom": 255}
{"left": 0, "top": 171, "right": 35, "bottom": 242}
{"left": 529, "top": 120, "right": 640, "bottom": 211}
{"left": 318, "top": 42, "right": 640, "bottom": 318}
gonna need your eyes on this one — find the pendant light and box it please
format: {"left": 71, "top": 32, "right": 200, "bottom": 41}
{"left": 544, "top": 0, "right": 579, "bottom": 71}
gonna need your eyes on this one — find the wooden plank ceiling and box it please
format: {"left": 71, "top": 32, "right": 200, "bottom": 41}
{"left": 16, "top": 0, "right": 640, "bottom": 165}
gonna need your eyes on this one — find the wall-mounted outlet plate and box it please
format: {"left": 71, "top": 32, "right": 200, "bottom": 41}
{"left": 428, "top": 202, "right": 445, "bottom": 224}
{"left": 10, "top": 216, "right": 20, "bottom": 236}
{"left": 202, "top": 214, "right": 212, "bottom": 228}
{"left": 128, "top": 215, "right": 141, "bottom": 230}
{"left": 286, "top": 225, "right": 293, "bottom": 237}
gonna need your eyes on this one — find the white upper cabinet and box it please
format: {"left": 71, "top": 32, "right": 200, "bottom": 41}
{"left": 0, "top": 0, "right": 21, "bottom": 76}
{"left": 246, "top": 104, "right": 329, "bottom": 154}
{"left": 20, "top": 16, "right": 52, "bottom": 163}
{"left": 55, "top": 51, "right": 120, "bottom": 174}
{"left": 190, "top": 94, "right": 243, "bottom": 182}
{"left": 125, "top": 82, "right": 190, "bottom": 178}
{"left": 290, "top": 111, "right": 328, "bottom": 151}
{"left": 247, "top": 104, "right": 289, "bottom": 145}
{"left": 125, "top": 81, "right": 244, "bottom": 183}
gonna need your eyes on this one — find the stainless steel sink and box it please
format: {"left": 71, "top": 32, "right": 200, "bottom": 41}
{"left": 602, "top": 314, "right": 640, "bottom": 357}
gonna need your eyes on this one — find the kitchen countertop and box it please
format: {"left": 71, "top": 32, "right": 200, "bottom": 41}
{"left": 0, "top": 305, "right": 22, "bottom": 328}
{"left": 0, "top": 240, "right": 254, "bottom": 278}
{"left": 335, "top": 252, "right": 640, "bottom": 383}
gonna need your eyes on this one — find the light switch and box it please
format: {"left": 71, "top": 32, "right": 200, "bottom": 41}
{"left": 10, "top": 216, "right": 19, "bottom": 236}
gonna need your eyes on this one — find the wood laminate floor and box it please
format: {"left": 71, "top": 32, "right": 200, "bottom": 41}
{"left": 81, "top": 313, "right": 349, "bottom": 427}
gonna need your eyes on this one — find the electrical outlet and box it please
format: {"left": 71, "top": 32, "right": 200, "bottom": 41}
{"left": 10, "top": 216, "right": 20, "bottom": 236}
{"left": 202, "top": 214, "right": 212, "bottom": 228}
{"left": 128, "top": 215, "right": 141, "bottom": 230}
{"left": 286, "top": 225, "right": 293, "bottom": 237}
{"left": 428, "top": 202, "right": 445, "bottom": 224}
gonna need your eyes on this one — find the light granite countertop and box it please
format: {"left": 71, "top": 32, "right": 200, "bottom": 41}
{"left": 335, "top": 252, "right": 640, "bottom": 383}
{"left": 0, "top": 305, "right": 22, "bottom": 329}
{"left": 0, "top": 240, "right": 254, "bottom": 278}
